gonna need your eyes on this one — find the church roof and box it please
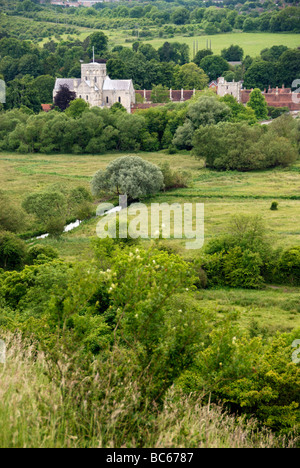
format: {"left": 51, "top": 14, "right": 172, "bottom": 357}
{"left": 54, "top": 78, "right": 81, "bottom": 91}
{"left": 103, "top": 77, "right": 132, "bottom": 91}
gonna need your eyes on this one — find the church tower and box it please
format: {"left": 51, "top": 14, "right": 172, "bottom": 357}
{"left": 81, "top": 61, "right": 107, "bottom": 91}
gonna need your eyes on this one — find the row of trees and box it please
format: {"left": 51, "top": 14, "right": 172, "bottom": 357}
{"left": 7, "top": 0, "right": 300, "bottom": 34}
{"left": 0, "top": 91, "right": 299, "bottom": 172}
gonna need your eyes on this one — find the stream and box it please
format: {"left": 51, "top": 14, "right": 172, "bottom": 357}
{"left": 35, "top": 205, "right": 122, "bottom": 240}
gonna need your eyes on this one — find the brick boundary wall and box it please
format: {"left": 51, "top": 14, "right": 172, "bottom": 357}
{"left": 133, "top": 85, "right": 300, "bottom": 112}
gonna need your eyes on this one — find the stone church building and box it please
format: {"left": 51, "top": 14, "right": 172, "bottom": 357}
{"left": 53, "top": 60, "right": 136, "bottom": 113}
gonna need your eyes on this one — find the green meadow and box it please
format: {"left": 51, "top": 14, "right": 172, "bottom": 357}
{"left": 130, "top": 32, "right": 300, "bottom": 58}
{"left": 1, "top": 151, "right": 300, "bottom": 251}
{"left": 40, "top": 29, "right": 300, "bottom": 58}
{"left": 1, "top": 151, "right": 300, "bottom": 335}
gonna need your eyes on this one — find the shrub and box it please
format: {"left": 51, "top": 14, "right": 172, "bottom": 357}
{"left": 177, "top": 319, "right": 300, "bottom": 436}
{"left": 26, "top": 244, "right": 59, "bottom": 265}
{"left": 277, "top": 246, "right": 300, "bottom": 285}
{"left": 0, "top": 191, "right": 25, "bottom": 233}
{"left": 0, "top": 231, "right": 27, "bottom": 270}
{"left": 223, "top": 247, "right": 264, "bottom": 289}
{"left": 150, "top": 84, "right": 170, "bottom": 103}
{"left": 270, "top": 201, "right": 278, "bottom": 211}
{"left": 267, "top": 106, "right": 289, "bottom": 119}
{"left": 202, "top": 247, "right": 264, "bottom": 289}
{"left": 22, "top": 191, "right": 67, "bottom": 226}
{"left": 159, "top": 161, "right": 191, "bottom": 190}
{"left": 201, "top": 215, "right": 272, "bottom": 288}
{"left": 192, "top": 263, "right": 208, "bottom": 289}
{"left": 45, "top": 217, "right": 65, "bottom": 238}
{"left": 193, "top": 122, "right": 297, "bottom": 171}
{"left": 76, "top": 202, "right": 95, "bottom": 221}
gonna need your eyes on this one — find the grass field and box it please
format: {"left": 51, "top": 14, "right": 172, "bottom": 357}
{"left": 128, "top": 32, "right": 300, "bottom": 58}
{"left": 1, "top": 149, "right": 300, "bottom": 250}
{"left": 1, "top": 150, "right": 300, "bottom": 334}
{"left": 39, "top": 28, "right": 300, "bottom": 58}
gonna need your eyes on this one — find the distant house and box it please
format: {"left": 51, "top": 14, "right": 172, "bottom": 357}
{"left": 41, "top": 104, "right": 52, "bottom": 112}
{"left": 53, "top": 60, "right": 135, "bottom": 113}
{"left": 208, "top": 80, "right": 218, "bottom": 90}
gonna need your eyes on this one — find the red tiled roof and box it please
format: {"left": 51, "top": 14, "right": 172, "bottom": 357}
{"left": 41, "top": 104, "right": 52, "bottom": 112}
{"left": 241, "top": 89, "right": 300, "bottom": 110}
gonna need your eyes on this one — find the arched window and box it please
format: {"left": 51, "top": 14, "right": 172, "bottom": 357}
{"left": 106, "top": 96, "right": 109, "bottom": 104}
{"left": 118, "top": 97, "right": 121, "bottom": 103}
{"left": 86, "top": 96, "right": 88, "bottom": 101}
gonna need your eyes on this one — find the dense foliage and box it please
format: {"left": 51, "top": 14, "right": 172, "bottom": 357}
{"left": 0, "top": 93, "right": 299, "bottom": 173}
{"left": 91, "top": 155, "right": 164, "bottom": 202}
{"left": 0, "top": 224, "right": 299, "bottom": 445}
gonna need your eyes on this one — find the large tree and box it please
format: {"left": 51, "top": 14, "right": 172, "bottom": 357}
{"left": 243, "top": 60, "right": 277, "bottom": 90}
{"left": 221, "top": 44, "right": 244, "bottom": 62}
{"left": 247, "top": 88, "right": 268, "bottom": 120}
{"left": 91, "top": 156, "right": 164, "bottom": 202}
{"left": 87, "top": 32, "right": 108, "bottom": 60}
{"left": 200, "top": 55, "right": 230, "bottom": 81}
{"left": 33, "top": 75, "right": 55, "bottom": 103}
{"left": 277, "top": 49, "right": 300, "bottom": 88}
{"left": 6, "top": 76, "right": 41, "bottom": 113}
{"left": 192, "top": 49, "right": 213, "bottom": 68}
{"left": 54, "top": 85, "right": 76, "bottom": 112}
{"left": 170, "top": 7, "right": 190, "bottom": 25}
{"left": 173, "top": 63, "right": 209, "bottom": 90}
{"left": 158, "top": 42, "right": 189, "bottom": 65}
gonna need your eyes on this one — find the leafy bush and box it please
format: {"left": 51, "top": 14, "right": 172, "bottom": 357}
{"left": 202, "top": 247, "right": 264, "bottom": 289}
{"left": 193, "top": 121, "right": 297, "bottom": 171}
{"left": 267, "top": 106, "right": 289, "bottom": 119}
{"left": 177, "top": 318, "right": 300, "bottom": 436}
{"left": 277, "top": 246, "right": 300, "bottom": 286}
{"left": 0, "top": 191, "right": 25, "bottom": 233}
{"left": 201, "top": 215, "right": 273, "bottom": 288}
{"left": 76, "top": 202, "right": 95, "bottom": 221}
{"left": 26, "top": 244, "right": 59, "bottom": 265}
{"left": 45, "top": 217, "right": 65, "bottom": 238}
{"left": 22, "top": 190, "right": 67, "bottom": 225}
{"left": 159, "top": 161, "right": 191, "bottom": 190}
{"left": 0, "top": 231, "right": 27, "bottom": 271}
{"left": 270, "top": 201, "right": 278, "bottom": 211}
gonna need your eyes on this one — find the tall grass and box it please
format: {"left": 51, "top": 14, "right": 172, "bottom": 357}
{"left": 0, "top": 332, "right": 294, "bottom": 448}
